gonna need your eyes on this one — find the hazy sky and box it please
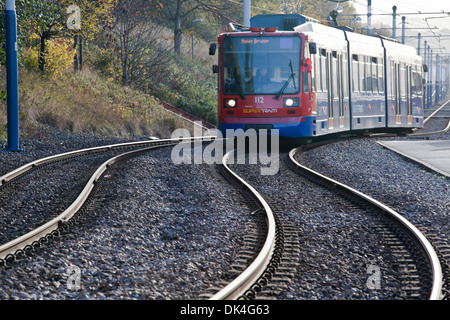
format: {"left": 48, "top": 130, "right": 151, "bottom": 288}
{"left": 349, "top": 0, "right": 450, "bottom": 54}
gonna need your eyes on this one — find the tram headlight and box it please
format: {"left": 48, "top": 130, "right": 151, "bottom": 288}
{"left": 285, "top": 99, "right": 294, "bottom": 107}
{"left": 224, "top": 98, "right": 237, "bottom": 108}
{"left": 283, "top": 98, "right": 299, "bottom": 108}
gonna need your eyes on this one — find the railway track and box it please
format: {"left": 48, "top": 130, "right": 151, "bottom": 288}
{"left": 1, "top": 131, "right": 446, "bottom": 300}
{"left": 0, "top": 137, "right": 211, "bottom": 265}
{"left": 288, "top": 147, "right": 443, "bottom": 300}
{"left": 409, "top": 99, "right": 450, "bottom": 136}
{"left": 205, "top": 150, "right": 278, "bottom": 300}
{"left": 210, "top": 142, "right": 445, "bottom": 300}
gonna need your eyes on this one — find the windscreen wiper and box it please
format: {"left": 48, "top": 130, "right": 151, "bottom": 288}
{"left": 231, "top": 68, "right": 246, "bottom": 99}
{"left": 275, "top": 60, "right": 296, "bottom": 99}
{"left": 235, "top": 79, "right": 246, "bottom": 100}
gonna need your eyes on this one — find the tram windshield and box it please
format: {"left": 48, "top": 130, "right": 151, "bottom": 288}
{"left": 222, "top": 36, "right": 301, "bottom": 95}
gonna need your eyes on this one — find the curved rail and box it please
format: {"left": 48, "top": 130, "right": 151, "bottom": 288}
{"left": 408, "top": 120, "right": 450, "bottom": 136}
{"left": 408, "top": 99, "right": 450, "bottom": 136}
{"left": 0, "top": 137, "right": 210, "bottom": 186}
{"left": 423, "top": 99, "right": 450, "bottom": 125}
{"left": 289, "top": 147, "right": 443, "bottom": 300}
{"left": 209, "top": 150, "right": 277, "bottom": 300}
{"left": 0, "top": 137, "right": 214, "bottom": 262}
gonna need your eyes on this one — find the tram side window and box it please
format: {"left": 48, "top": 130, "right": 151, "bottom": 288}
{"left": 412, "top": 65, "right": 423, "bottom": 96}
{"left": 411, "top": 65, "right": 417, "bottom": 96}
{"left": 390, "top": 60, "right": 395, "bottom": 98}
{"left": 311, "top": 52, "right": 316, "bottom": 92}
{"left": 321, "top": 49, "right": 327, "bottom": 93}
{"left": 359, "top": 56, "right": 365, "bottom": 93}
{"left": 399, "top": 63, "right": 406, "bottom": 98}
{"left": 371, "top": 57, "right": 378, "bottom": 93}
{"left": 352, "top": 54, "right": 359, "bottom": 92}
{"left": 342, "top": 53, "right": 348, "bottom": 98}
{"left": 418, "top": 65, "right": 423, "bottom": 96}
{"left": 304, "top": 47, "right": 311, "bottom": 94}
{"left": 378, "top": 60, "right": 385, "bottom": 94}
{"left": 332, "top": 51, "right": 338, "bottom": 98}
{"left": 314, "top": 53, "right": 321, "bottom": 92}
{"left": 303, "top": 72, "right": 310, "bottom": 94}
{"left": 362, "top": 56, "right": 376, "bottom": 93}
{"left": 364, "top": 57, "right": 369, "bottom": 92}
{"left": 364, "top": 57, "right": 372, "bottom": 92}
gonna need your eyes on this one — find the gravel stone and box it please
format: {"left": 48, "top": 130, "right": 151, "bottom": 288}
{"left": 0, "top": 110, "right": 448, "bottom": 300}
{"left": 1, "top": 127, "right": 253, "bottom": 299}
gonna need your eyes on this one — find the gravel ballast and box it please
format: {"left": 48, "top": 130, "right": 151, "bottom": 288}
{"left": 1, "top": 128, "right": 254, "bottom": 299}
{"left": 0, "top": 111, "right": 448, "bottom": 300}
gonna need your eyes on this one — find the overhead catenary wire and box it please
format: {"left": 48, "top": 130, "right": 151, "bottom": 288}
{"left": 225, "top": 0, "right": 282, "bottom": 15}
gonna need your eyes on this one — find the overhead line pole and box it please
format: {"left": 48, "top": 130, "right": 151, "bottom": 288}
{"left": 243, "top": 0, "right": 251, "bottom": 27}
{"left": 5, "top": 0, "right": 21, "bottom": 151}
{"left": 392, "top": 6, "right": 397, "bottom": 39}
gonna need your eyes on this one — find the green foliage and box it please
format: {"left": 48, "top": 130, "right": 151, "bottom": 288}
{"left": 144, "top": 54, "right": 218, "bottom": 126}
{"left": 0, "top": 123, "right": 6, "bottom": 141}
{"left": 22, "top": 34, "right": 75, "bottom": 77}
{"left": 1, "top": 0, "right": 359, "bottom": 135}
{"left": 0, "top": 0, "right": 40, "bottom": 65}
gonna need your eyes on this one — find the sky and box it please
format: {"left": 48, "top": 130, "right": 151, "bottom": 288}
{"left": 348, "top": 0, "right": 450, "bottom": 56}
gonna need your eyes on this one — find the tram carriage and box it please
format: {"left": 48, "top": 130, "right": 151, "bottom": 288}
{"left": 210, "top": 15, "right": 424, "bottom": 140}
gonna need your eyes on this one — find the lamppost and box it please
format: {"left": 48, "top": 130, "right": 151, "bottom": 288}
{"left": 191, "top": 19, "right": 202, "bottom": 59}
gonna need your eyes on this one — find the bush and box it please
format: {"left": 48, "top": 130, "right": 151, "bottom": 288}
{"left": 22, "top": 34, "right": 75, "bottom": 77}
{"left": 146, "top": 55, "right": 218, "bottom": 126}
{"left": 87, "top": 23, "right": 219, "bottom": 127}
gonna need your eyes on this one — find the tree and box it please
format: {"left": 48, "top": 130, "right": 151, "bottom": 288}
{"left": 61, "top": 0, "right": 117, "bottom": 70}
{"left": 0, "top": 0, "right": 36, "bottom": 65}
{"left": 15, "top": 0, "right": 116, "bottom": 73}
{"left": 111, "top": 0, "right": 173, "bottom": 86}
{"left": 154, "top": 0, "right": 241, "bottom": 56}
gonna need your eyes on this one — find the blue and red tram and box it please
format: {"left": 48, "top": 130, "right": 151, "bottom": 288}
{"left": 210, "top": 16, "right": 424, "bottom": 140}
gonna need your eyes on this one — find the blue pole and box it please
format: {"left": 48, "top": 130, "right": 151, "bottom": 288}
{"left": 427, "top": 46, "right": 431, "bottom": 108}
{"left": 435, "top": 54, "right": 440, "bottom": 104}
{"left": 401, "top": 16, "right": 406, "bottom": 44}
{"left": 5, "top": 0, "right": 21, "bottom": 151}
{"left": 424, "top": 41, "right": 427, "bottom": 108}
{"left": 392, "top": 6, "right": 397, "bottom": 39}
{"left": 417, "top": 33, "right": 421, "bottom": 56}
{"left": 428, "top": 49, "right": 433, "bottom": 108}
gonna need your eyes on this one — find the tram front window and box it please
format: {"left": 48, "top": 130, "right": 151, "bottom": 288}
{"left": 223, "top": 36, "right": 301, "bottom": 96}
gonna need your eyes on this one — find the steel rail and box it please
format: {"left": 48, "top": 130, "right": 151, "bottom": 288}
{"left": 409, "top": 99, "right": 450, "bottom": 136}
{"left": 408, "top": 120, "right": 450, "bottom": 136}
{"left": 288, "top": 147, "right": 443, "bottom": 300}
{"left": 0, "top": 137, "right": 212, "bottom": 186}
{"left": 209, "top": 150, "right": 277, "bottom": 300}
{"left": 423, "top": 98, "right": 450, "bottom": 125}
{"left": 0, "top": 136, "right": 215, "bottom": 261}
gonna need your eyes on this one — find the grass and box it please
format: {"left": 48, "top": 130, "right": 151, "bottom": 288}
{"left": 0, "top": 67, "right": 193, "bottom": 141}
{"left": 0, "top": 24, "right": 219, "bottom": 142}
